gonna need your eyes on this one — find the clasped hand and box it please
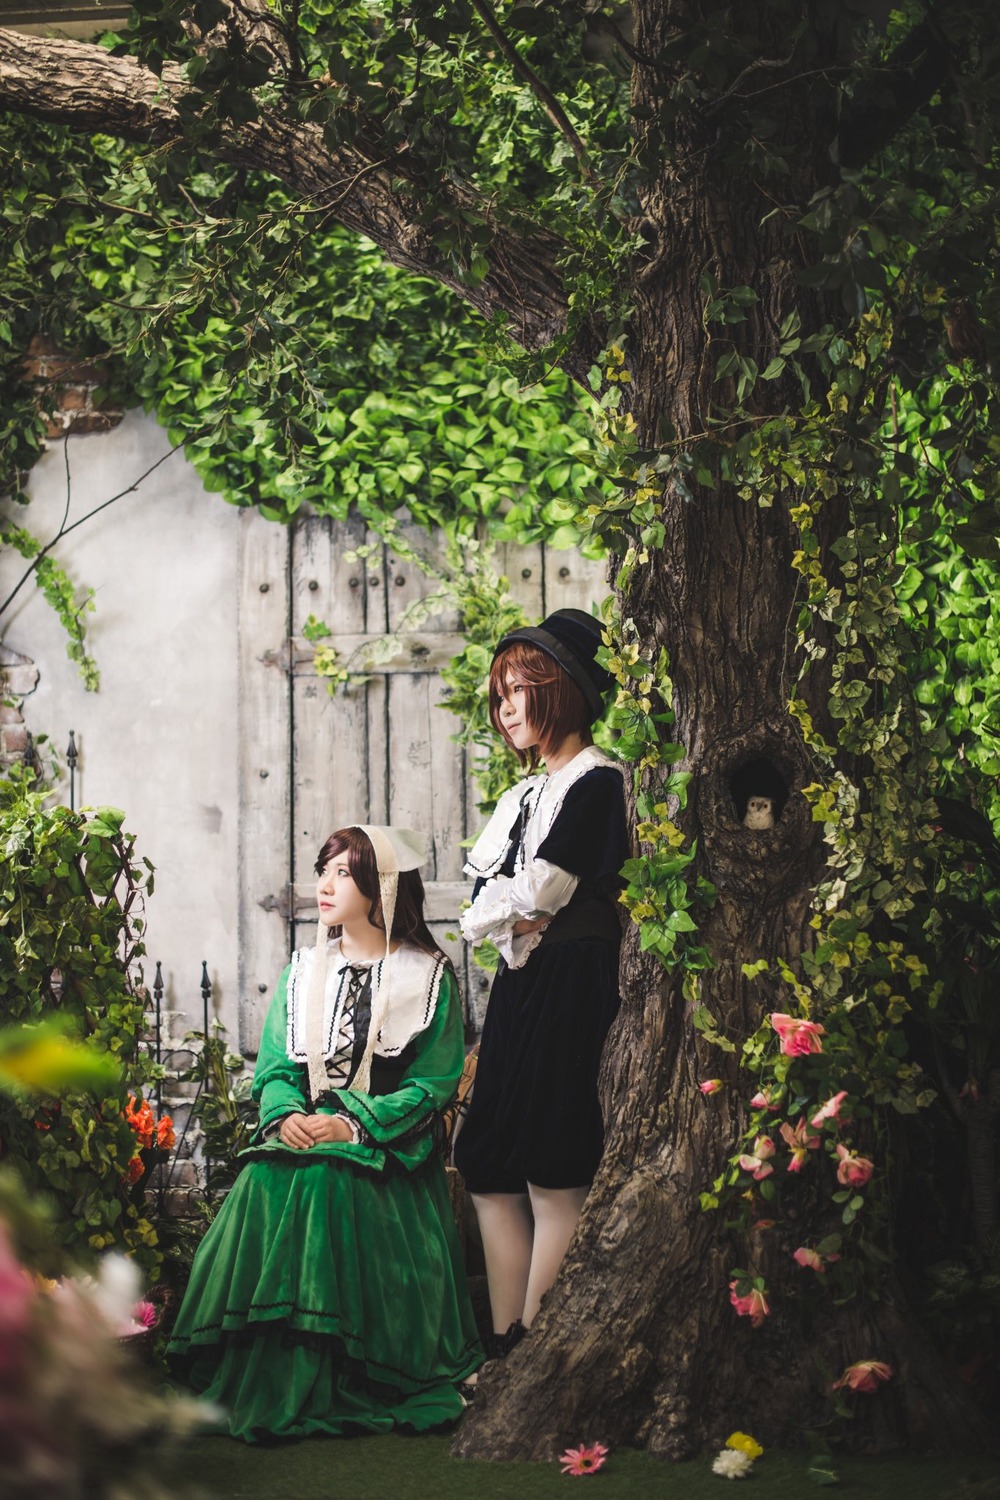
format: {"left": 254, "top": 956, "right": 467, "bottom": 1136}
{"left": 512, "top": 916, "right": 550, "bottom": 936}
{"left": 279, "top": 1112, "right": 354, "bottom": 1149}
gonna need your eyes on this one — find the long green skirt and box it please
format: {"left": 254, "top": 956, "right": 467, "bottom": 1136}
{"left": 167, "top": 1151, "right": 482, "bottom": 1442}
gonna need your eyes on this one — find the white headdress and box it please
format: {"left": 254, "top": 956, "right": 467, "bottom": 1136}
{"left": 305, "top": 825, "right": 427, "bottom": 1101}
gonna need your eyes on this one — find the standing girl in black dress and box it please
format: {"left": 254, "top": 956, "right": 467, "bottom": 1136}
{"left": 455, "top": 609, "right": 628, "bottom": 1354}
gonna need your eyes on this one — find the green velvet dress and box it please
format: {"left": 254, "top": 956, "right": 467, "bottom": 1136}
{"left": 167, "top": 951, "right": 482, "bottom": 1442}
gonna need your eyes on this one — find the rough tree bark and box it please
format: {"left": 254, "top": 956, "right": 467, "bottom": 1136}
{"left": 0, "top": 0, "right": 991, "bottom": 1460}
{"left": 455, "top": 2, "right": 992, "bottom": 1460}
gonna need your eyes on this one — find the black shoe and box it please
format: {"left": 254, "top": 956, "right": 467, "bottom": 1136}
{"left": 487, "top": 1319, "right": 526, "bottom": 1359}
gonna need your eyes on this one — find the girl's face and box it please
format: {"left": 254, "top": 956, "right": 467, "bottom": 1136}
{"left": 316, "top": 857, "right": 374, "bottom": 930}
{"left": 497, "top": 671, "right": 540, "bottom": 753}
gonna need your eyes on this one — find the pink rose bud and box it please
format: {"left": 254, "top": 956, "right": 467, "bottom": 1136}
{"left": 811, "top": 1090, "right": 849, "bottom": 1128}
{"left": 833, "top": 1360, "right": 893, "bottom": 1393}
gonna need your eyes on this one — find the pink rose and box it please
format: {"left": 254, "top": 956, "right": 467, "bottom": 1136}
{"left": 750, "top": 1089, "right": 780, "bottom": 1111}
{"left": 770, "top": 1012, "right": 826, "bottom": 1057}
{"left": 833, "top": 1359, "right": 892, "bottom": 1393}
{"left": 793, "top": 1245, "right": 840, "bottom": 1273}
{"left": 729, "top": 1281, "right": 770, "bottom": 1327}
{"left": 811, "top": 1090, "right": 849, "bottom": 1128}
{"left": 738, "top": 1136, "right": 776, "bottom": 1181}
{"left": 779, "top": 1117, "right": 820, "bottom": 1172}
{"left": 835, "top": 1144, "right": 874, "bottom": 1187}
{"left": 699, "top": 1079, "right": 723, "bottom": 1096}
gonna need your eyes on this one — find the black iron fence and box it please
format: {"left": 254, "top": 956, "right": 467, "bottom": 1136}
{"left": 143, "top": 961, "right": 253, "bottom": 1215}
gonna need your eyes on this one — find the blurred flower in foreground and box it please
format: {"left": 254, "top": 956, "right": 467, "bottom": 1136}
{"left": 0, "top": 1021, "right": 119, "bottom": 1097}
{"left": 0, "top": 1222, "right": 33, "bottom": 1379}
{"left": 0, "top": 1211, "right": 211, "bottom": 1500}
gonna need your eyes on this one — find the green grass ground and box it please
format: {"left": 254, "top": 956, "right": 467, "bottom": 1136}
{"left": 165, "top": 1433, "right": 1000, "bottom": 1500}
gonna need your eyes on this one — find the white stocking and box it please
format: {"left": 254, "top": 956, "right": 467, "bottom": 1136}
{"left": 470, "top": 1191, "right": 534, "bottom": 1335}
{"left": 523, "top": 1183, "right": 589, "bottom": 1327}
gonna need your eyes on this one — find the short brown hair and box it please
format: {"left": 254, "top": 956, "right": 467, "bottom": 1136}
{"left": 489, "top": 641, "right": 592, "bottom": 768}
{"left": 314, "top": 827, "right": 440, "bottom": 957}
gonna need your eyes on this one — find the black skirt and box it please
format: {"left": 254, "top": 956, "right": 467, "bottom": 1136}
{"left": 455, "top": 935, "right": 620, "bottom": 1193}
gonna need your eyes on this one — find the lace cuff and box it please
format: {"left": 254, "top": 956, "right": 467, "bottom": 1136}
{"left": 460, "top": 859, "right": 579, "bottom": 948}
{"left": 334, "top": 1111, "right": 362, "bottom": 1144}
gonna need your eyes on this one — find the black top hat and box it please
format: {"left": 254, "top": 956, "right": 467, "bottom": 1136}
{"left": 493, "top": 608, "right": 613, "bottom": 723}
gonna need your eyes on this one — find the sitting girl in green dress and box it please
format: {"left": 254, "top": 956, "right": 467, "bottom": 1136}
{"left": 167, "top": 824, "right": 482, "bottom": 1441}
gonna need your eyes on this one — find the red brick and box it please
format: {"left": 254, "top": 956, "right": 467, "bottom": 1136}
{"left": 1, "top": 725, "right": 28, "bottom": 755}
{"left": 68, "top": 408, "right": 124, "bottom": 435}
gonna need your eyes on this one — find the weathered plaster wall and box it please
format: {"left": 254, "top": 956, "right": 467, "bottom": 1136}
{"left": 0, "top": 409, "right": 243, "bottom": 1039}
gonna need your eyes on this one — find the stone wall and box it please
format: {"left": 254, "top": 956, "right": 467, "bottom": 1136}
{"left": 23, "top": 335, "right": 126, "bottom": 438}
{"left": 0, "top": 408, "right": 244, "bottom": 1045}
{"left": 0, "top": 644, "right": 38, "bottom": 769}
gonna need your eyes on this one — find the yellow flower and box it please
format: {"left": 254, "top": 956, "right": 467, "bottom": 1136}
{"left": 726, "top": 1432, "right": 764, "bottom": 1460}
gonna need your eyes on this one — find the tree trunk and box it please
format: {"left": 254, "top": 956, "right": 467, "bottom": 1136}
{"left": 454, "top": 0, "right": 993, "bottom": 1460}
{"left": 0, "top": 0, "right": 992, "bottom": 1462}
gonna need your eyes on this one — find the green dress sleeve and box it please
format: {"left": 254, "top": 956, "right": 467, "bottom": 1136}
{"left": 323, "top": 967, "right": 466, "bottom": 1173}
{"left": 250, "top": 966, "right": 310, "bottom": 1141}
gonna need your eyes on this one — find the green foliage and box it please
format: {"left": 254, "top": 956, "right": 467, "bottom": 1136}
{"left": 177, "top": 1020, "right": 255, "bottom": 1202}
{"left": 3, "top": 0, "right": 1000, "bottom": 1371}
{"left": 0, "top": 111, "right": 607, "bottom": 528}
{"left": 0, "top": 767, "right": 160, "bottom": 1272}
{"left": 0, "top": 107, "right": 614, "bottom": 678}
{"left": 416, "top": 535, "right": 529, "bottom": 813}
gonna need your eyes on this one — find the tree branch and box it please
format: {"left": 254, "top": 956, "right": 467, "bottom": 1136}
{"left": 467, "top": 0, "right": 596, "bottom": 183}
{"left": 0, "top": 25, "right": 586, "bottom": 365}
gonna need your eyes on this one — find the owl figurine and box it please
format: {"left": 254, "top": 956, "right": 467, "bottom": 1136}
{"left": 744, "top": 796, "right": 774, "bottom": 830}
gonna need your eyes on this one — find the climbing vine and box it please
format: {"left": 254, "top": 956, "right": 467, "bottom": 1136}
{"left": 0, "top": 767, "right": 161, "bottom": 1273}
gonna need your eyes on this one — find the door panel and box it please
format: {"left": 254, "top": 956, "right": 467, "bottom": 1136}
{"left": 240, "top": 508, "right": 608, "bottom": 1053}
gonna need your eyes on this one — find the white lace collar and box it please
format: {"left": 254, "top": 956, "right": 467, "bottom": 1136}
{"left": 464, "top": 745, "right": 621, "bottom": 879}
{"left": 286, "top": 937, "right": 446, "bottom": 1068}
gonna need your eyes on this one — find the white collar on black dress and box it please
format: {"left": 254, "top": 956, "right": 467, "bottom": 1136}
{"left": 463, "top": 745, "right": 621, "bottom": 879}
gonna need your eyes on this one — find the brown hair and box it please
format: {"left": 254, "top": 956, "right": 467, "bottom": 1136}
{"left": 314, "top": 827, "right": 440, "bottom": 957}
{"left": 488, "top": 640, "right": 592, "bottom": 769}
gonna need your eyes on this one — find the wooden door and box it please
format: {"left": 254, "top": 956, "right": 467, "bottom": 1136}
{"left": 237, "top": 508, "right": 606, "bottom": 1053}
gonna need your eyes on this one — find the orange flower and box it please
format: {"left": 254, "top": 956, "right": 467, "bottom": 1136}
{"left": 124, "top": 1154, "right": 145, "bottom": 1186}
{"left": 156, "top": 1115, "right": 176, "bottom": 1151}
{"left": 125, "top": 1095, "right": 155, "bottom": 1149}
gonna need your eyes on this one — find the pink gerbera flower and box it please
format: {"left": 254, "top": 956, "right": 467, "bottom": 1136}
{"left": 133, "top": 1299, "right": 158, "bottom": 1329}
{"left": 560, "top": 1442, "right": 609, "bottom": 1476}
